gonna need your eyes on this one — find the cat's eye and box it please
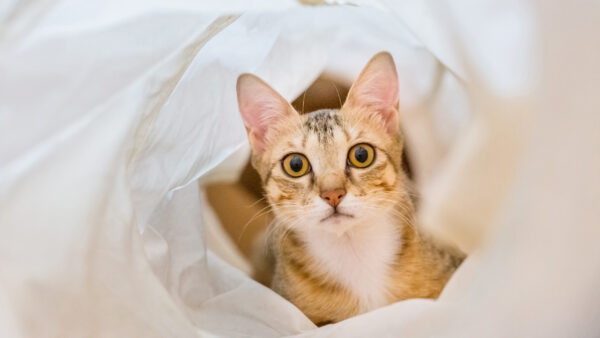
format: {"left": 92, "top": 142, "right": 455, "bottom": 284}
{"left": 282, "top": 153, "right": 310, "bottom": 178}
{"left": 348, "top": 143, "right": 375, "bottom": 168}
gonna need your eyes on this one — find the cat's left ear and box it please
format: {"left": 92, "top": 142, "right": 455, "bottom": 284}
{"left": 237, "top": 74, "right": 298, "bottom": 154}
{"left": 343, "top": 52, "right": 399, "bottom": 134}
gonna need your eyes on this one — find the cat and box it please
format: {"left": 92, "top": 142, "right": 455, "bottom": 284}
{"left": 236, "top": 52, "right": 463, "bottom": 326}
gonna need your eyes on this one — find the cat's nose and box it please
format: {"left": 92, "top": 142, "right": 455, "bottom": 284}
{"left": 320, "top": 188, "right": 346, "bottom": 208}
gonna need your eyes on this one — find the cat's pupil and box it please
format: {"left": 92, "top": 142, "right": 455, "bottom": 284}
{"left": 290, "top": 156, "right": 304, "bottom": 172}
{"left": 355, "top": 147, "right": 368, "bottom": 163}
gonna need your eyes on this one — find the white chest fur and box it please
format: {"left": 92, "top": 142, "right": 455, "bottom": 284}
{"left": 298, "top": 219, "right": 401, "bottom": 312}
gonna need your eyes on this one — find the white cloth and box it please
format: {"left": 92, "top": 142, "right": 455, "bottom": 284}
{"left": 1, "top": 1, "right": 599, "bottom": 337}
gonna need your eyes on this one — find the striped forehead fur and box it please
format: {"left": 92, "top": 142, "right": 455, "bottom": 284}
{"left": 302, "top": 109, "right": 342, "bottom": 143}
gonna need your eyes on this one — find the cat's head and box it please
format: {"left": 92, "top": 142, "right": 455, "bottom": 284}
{"left": 237, "top": 52, "right": 411, "bottom": 236}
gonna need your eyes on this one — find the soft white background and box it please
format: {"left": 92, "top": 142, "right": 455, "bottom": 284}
{"left": 1, "top": 1, "right": 599, "bottom": 337}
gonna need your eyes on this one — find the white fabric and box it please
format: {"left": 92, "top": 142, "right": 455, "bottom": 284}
{"left": 1, "top": 1, "right": 599, "bottom": 337}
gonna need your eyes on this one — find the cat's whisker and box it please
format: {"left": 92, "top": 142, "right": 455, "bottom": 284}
{"left": 356, "top": 204, "right": 416, "bottom": 231}
{"left": 329, "top": 80, "right": 343, "bottom": 109}
{"left": 301, "top": 89, "right": 307, "bottom": 115}
{"left": 237, "top": 203, "right": 289, "bottom": 242}
{"left": 247, "top": 196, "right": 268, "bottom": 208}
{"left": 272, "top": 216, "right": 306, "bottom": 255}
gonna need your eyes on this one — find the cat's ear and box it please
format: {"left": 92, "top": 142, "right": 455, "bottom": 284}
{"left": 343, "top": 52, "right": 399, "bottom": 133}
{"left": 237, "top": 74, "right": 297, "bottom": 154}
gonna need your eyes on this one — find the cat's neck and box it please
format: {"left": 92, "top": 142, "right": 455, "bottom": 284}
{"left": 295, "top": 215, "right": 403, "bottom": 312}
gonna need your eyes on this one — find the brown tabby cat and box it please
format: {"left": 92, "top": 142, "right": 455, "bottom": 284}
{"left": 236, "top": 52, "right": 462, "bottom": 325}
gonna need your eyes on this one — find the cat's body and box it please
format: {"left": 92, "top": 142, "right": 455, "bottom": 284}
{"left": 237, "top": 52, "right": 463, "bottom": 325}
{"left": 268, "top": 210, "right": 460, "bottom": 325}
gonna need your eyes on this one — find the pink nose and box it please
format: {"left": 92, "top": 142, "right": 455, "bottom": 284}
{"left": 320, "top": 188, "right": 346, "bottom": 208}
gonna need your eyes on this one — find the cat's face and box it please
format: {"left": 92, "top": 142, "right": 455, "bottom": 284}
{"left": 259, "top": 108, "right": 405, "bottom": 235}
{"left": 237, "top": 52, "right": 410, "bottom": 235}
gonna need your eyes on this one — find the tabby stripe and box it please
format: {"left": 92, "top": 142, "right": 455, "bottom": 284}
{"left": 282, "top": 242, "right": 341, "bottom": 294}
{"left": 380, "top": 148, "right": 400, "bottom": 173}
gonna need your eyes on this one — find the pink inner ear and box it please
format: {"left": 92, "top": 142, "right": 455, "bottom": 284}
{"left": 345, "top": 53, "right": 400, "bottom": 133}
{"left": 237, "top": 74, "right": 294, "bottom": 153}
{"left": 239, "top": 98, "right": 284, "bottom": 152}
{"left": 355, "top": 72, "right": 398, "bottom": 110}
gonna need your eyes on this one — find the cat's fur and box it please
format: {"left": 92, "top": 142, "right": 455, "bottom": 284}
{"left": 237, "top": 52, "right": 463, "bottom": 325}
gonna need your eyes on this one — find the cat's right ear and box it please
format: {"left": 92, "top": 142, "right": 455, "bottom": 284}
{"left": 237, "top": 74, "right": 296, "bottom": 154}
{"left": 343, "top": 52, "right": 400, "bottom": 134}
